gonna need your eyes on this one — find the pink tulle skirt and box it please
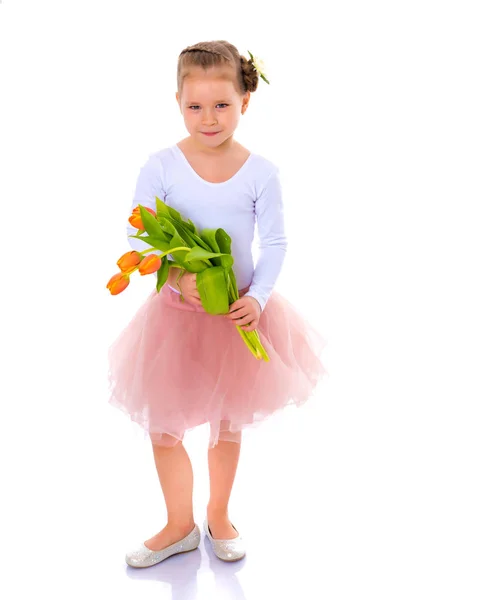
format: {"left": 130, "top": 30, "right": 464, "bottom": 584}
{"left": 107, "top": 283, "right": 328, "bottom": 448}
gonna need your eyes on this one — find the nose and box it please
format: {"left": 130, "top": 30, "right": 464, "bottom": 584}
{"left": 202, "top": 110, "right": 217, "bottom": 125}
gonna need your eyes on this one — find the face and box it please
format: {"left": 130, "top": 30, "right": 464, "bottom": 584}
{"left": 176, "top": 67, "right": 250, "bottom": 152}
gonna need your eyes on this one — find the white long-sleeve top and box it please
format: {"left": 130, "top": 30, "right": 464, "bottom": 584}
{"left": 126, "top": 144, "right": 288, "bottom": 312}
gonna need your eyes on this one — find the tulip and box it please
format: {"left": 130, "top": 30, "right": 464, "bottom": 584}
{"left": 106, "top": 272, "right": 130, "bottom": 295}
{"left": 138, "top": 253, "right": 162, "bottom": 275}
{"left": 129, "top": 206, "right": 156, "bottom": 231}
{"left": 117, "top": 250, "right": 142, "bottom": 274}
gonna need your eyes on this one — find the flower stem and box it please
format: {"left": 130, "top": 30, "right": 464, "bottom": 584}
{"left": 138, "top": 246, "right": 191, "bottom": 256}
{"left": 237, "top": 326, "right": 261, "bottom": 359}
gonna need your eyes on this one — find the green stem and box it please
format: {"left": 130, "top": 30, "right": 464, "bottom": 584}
{"left": 245, "top": 330, "right": 269, "bottom": 361}
{"left": 227, "top": 273, "right": 239, "bottom": 303}
{"left": 138, "top": 245, "right": 191, "bottom": 256}
{"left": 237, "top": 326, "right": 260, "bottom": 358}
{"left": 225, "top": 273, "right": 269, "bottom": 361}
{"left": 251, "top": 330, "right": 270, "bottom": 361}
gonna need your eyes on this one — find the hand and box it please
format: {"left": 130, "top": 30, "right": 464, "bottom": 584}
{"left": 175, "top": 270, "right": 203, "bottom": 308}
{"left": 224, "top": 296, "right": 262, "bottom": 332}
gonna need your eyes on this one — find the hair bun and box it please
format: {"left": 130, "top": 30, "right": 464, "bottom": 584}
{"left": 240, "top": 56, "right": 259, "bottom": 93}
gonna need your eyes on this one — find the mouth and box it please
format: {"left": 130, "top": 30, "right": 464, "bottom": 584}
{"left": 201, "top": 131, "right": 220, "bottom": 136}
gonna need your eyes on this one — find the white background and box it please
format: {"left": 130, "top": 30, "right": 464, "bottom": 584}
{"left": 1, "top": 1, "right": 478, "bottom": 598}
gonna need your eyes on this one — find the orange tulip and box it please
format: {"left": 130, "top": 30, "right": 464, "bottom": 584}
{"left": 128, "top": 205, "right": 156, "bottom": 230}
{"left": 138, "top": 254, "right": 162, "bottom": 275}
{"left": 106, "top": 272, "right": 130, "bottom": 295}
{"left": 117, "top": 250, "right": 142, "bottom": 274}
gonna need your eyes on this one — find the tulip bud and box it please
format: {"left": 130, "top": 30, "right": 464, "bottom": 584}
{"left": 117, "top": 250, "right": 142, "bottom": 274}
{"left": 129, "top": 206, "right": 156, "bottom": 230}
{"left": 138, "top": 254, "right": 162, "bottom": 275}
{"left": 128, "top": 213, "right": 143, "bottom": 230}
{"left": 106, "top": 272, "right": 130, "bottom": 295}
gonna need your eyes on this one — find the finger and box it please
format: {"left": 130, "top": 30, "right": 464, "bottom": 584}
{"left": 226, "top": 309, "right": 248, "bottom": 321}
{"left": 227, "top": 301, "right": 241, "bottom": 312}
{"left": 232, "top": 313, "right": 253, "bottom": 325}
{"left": 241, "top": 320, "right": 258, "bottom": 332}
{"left": 228, "top": 305, "right": 247, "bottom": 315}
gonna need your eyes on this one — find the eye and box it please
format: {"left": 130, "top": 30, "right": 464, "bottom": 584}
{"left": 188, "top": 104, "right": 229, "bottom": 110}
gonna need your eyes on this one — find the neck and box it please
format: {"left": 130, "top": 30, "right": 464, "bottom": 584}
{"left": 187, "top": 135, "right": 236, "bottom": 156}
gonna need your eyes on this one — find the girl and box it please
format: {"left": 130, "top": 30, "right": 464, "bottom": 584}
{"left": 107, "top": 40, "right": 328, "bottom": 567}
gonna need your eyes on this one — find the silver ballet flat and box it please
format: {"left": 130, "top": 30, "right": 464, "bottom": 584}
{"left": 125, "top": 524, "right": 201, "bottom": 568}
{"left": 203, "top": 518, "right": 246, "bottom": 562}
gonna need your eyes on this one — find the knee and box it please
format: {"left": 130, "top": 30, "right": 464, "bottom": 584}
{"left": 150, "top": 432, "right": 182, "bottom": 448}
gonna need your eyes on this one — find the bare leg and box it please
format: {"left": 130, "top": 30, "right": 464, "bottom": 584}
{"left": 144, "top": 435, "right": 196, "bottom": 551}
{"left": 207, "top": 430, "right": 242, "bottom": 539}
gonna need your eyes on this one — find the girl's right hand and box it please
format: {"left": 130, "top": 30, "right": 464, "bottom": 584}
{"left": 177, "top": 271, "right": 203, "bottom": 308}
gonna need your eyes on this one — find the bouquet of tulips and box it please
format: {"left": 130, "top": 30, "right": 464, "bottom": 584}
{"left": 107, "top": 197, "right": 269, "bottom": 361}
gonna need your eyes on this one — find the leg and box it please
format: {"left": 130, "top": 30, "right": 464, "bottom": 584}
{"left": 207, "top": 423, "right": 242, "bottom": 540}
{"left": 144, "top": 434, "right": 196, "bottom": 551}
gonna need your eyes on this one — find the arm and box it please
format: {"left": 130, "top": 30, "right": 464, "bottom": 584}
{"left": 126, "top": 153, "right": 185, "bottom": 291}
{"left": 243, "top": 167, "right": 288, "bottom": 312}
{"left": 126, "top": 153, "right": 165, "bottom": 255}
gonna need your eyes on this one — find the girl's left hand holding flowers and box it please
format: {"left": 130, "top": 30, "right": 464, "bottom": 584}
{"left": 225, "top": 296, "right": 262, "bottom": 332}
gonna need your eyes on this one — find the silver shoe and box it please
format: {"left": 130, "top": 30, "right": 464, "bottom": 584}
{"left": 125, "top": 524, "right": 201, "bottom": 568}
{"left": 203, "top": 518, "right": 246, "bottom": 562}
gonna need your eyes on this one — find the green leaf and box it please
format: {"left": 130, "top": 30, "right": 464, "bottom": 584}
{"left": 200, "top": 228, "right": 233, "bottom": 257}
{"left": 155, "top": 220, "right": 208, "bottom": 272}
{"left": 177, "top": 261, "right": 207, "bottom": 274}
{"left": 166, "top": 260, "right": 202, "bottom": 279}
{"left": 200, "top": 229, "right": 221, "bottom": 254}
{"left": 155, "top": 196, "right": 183, "bottom": 223}
{"left": 196, "top": 267, "right": 229, "bottom": 315}
{"left": 173, "top": 220, "right": 211, "bottom": 251}
{"left": 199, "top": 229, "right": 223, "bottom": 267}
{"left": 186, "top": 218, "right": 198, "bottom": 233}
{"left": 184, "top": 245, "right": 233, "bottom": 268}
{"left": 155, "top": 219, "right": 188, "bottom": 260}
{"left": 156, "top": 255, "right": 169, "bottom": 292}
{"left": 156, "top": 217, "right": 178, "bottom": 238}
{"left": 214, "top": 228, "right": 232, "bottom": 255}
{"left": 167, "top": 259, "right": 183, "bottom": 269}
{"left": 214, "top": 228, "right": 239, "bottom": 301}
{"left": 128, "top": 234, "right": 172, "bottom": 252}
{"left": 155, "top": 197, "right": 201, "bottom": 235}
{"left": 171, "top": 221, "right": 202, "bottom": 250}
{"left": 154, "top": 197, "right": 209, "bottom": 248}
{"left": 139, "top": 205, "right": 169, "bottom": 239}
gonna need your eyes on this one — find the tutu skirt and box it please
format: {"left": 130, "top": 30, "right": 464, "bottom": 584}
{"left": 107, "top": 283, "right": 328, "bottom": 448}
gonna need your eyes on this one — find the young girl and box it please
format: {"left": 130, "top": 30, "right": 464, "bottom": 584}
{"left": 107, "top": 40, "right": 328, "bottom": 567}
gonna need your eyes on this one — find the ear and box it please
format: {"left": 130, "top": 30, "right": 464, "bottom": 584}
{"left": 241, "top": 91, "right": 251, "bottom": 115}
{"left": 176, "top": 92, "right": 181, "bottom": 111}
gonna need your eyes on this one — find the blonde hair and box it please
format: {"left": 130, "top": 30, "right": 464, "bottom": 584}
{"left": 177, "top": 40, "right": 259, "bottom": 98}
